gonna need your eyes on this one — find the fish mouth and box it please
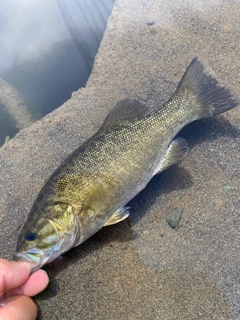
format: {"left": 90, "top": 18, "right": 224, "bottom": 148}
{"left": 13, "top": 252, "right": 34, "bottom": 263}
{"left": 13, "top": 250, "right": 46, "bottom": 273}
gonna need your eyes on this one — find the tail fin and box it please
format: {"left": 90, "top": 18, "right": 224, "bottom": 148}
{"left": 175, "top": 57, "right": 239, "bottom": 119}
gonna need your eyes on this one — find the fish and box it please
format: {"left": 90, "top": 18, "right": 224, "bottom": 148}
{"left": 13, "top": 58, "right": 239, "bottom": 272}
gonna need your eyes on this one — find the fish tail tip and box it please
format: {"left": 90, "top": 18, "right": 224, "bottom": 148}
{"left": 176, "top": 57, "right": 240, "bottom": 118}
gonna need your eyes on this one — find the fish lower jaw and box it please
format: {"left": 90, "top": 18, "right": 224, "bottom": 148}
{"left": 13, "top": 252, "right": 34, "bottom": 263}
{"left": 13, "top": 251, "right": 48, "bottom": 273}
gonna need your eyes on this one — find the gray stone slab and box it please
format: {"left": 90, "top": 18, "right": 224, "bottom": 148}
{"left": 0, "top": 0, "right": 239, "bottom": 319}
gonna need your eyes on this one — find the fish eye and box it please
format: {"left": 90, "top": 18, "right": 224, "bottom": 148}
{"left": 25, "top": 230, "right": 37, "bottom": 241}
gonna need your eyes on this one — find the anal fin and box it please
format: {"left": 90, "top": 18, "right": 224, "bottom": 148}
{"left": 104, "top": 207, "right": 130, "bottom": 226}
{"left": 155, "top": 137, "right": 189, "bottom": 174}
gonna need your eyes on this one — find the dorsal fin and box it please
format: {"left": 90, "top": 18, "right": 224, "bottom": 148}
{"left": 102, "top": 98, "right": 149, "bottom": 130}
{"left": 73, "top": 99, "right": 149, "bottom": 151}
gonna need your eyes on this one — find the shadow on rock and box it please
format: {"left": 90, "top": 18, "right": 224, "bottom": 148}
{"left": 36, "top": 218, "right": 133, "bottom": 300}
{"left": 179, "top": 116, "right": 239, "bottom": 148}
{"left": 129, "top": 166, "right": 193, "bottom": 225}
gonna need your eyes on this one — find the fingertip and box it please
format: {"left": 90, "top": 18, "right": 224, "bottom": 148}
{"left": 0, "top": 259, "right": 32, "bottom": 272}
{"left": 0, "top": 260, "right": 32, "bottom": 293}
{"left": 32, "top": 269, "right": 50, "bottom": 291}
{"left": 20, "top": 269, "right": 49, "bottom": 296}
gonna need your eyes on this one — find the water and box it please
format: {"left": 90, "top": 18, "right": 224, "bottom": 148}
{"left": 0, "top": 0, "right": 115, "bottom": 146}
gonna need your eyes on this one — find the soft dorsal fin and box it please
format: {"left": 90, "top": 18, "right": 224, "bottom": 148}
{"left": 102, "top": 98, "right": 149, "bottom": 129}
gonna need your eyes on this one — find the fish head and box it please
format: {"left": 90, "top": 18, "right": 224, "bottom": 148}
{"left": 13, "top": 202, "right": 80, "bottom": 273}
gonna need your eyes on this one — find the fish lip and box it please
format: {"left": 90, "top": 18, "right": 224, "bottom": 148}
{"left": 13, "top": 252, "right": 35, "bottom": 263}
{"left": 13, "top": 250, "right": 44, "bottom": 272}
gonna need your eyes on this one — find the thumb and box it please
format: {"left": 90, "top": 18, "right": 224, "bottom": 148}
{"left": 0, "top": 295, "right": 38, "bottom": 320}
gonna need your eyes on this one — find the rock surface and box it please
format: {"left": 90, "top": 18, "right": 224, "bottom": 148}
{"left": 0, "top": 0, "right": 239, "bottom": 319}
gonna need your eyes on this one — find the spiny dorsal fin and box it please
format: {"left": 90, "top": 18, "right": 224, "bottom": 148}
{"left": 103, "top": 206, "right": 130, "bottom": 226}
{"left": 80, "top": 99, "right": 149, "bottom": 145}
{"left": 154, "top": 137, "right": 189, "bottom": 174}
{"left": 102, "top": 99, "right": 149, "bottom": 129}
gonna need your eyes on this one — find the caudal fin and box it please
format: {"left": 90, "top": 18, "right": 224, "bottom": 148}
{"left": 175, "top": 58, "right": 240, "bottom": 119}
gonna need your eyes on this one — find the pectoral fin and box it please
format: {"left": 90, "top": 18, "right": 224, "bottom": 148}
{"left": 155, "top": 137, "right": 189, "bottom": 174}
{"left": 104, "top": 207, "right": 130, "bottom": 226}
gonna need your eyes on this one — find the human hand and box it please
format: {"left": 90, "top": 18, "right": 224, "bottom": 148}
{"left": 0, "top": 259, "right": 49, "bottom": 320}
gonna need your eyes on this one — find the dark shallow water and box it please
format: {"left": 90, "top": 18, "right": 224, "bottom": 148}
{"left": 0, "top": 0, "right": 115, "bottom": 146}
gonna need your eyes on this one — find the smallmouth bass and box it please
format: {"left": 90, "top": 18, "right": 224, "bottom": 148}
{"left": 13, "top": 58, "right": 239, "bottom": 272}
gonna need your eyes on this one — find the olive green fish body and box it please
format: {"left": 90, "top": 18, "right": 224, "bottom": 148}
{"left": 13, "top": 58, "right": 239, "bottom": 272}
